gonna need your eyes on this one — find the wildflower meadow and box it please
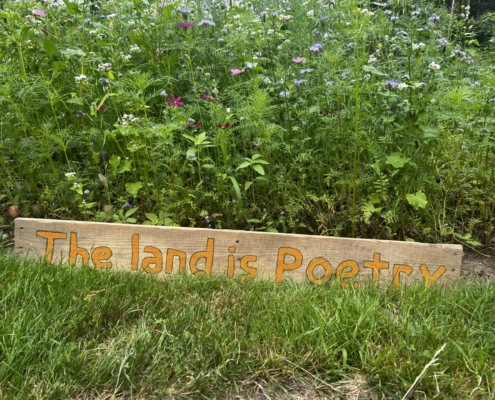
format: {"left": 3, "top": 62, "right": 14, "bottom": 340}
{"left": 1, "top": 0, "right": 495, "bottom": 245}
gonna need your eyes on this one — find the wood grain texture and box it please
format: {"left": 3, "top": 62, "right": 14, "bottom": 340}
{"left": 14, "top": 218, "right": 462, "bottom": 286}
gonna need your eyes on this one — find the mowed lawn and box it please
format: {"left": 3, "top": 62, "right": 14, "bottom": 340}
{"left": 0, "top": 253, "right": 494, "bottom": 399}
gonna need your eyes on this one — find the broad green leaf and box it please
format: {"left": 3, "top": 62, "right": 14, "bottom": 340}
{"left": 125, "top": 207, "right": 139, "bottom": 218}
{"left": 229, "top": 176, "right": 242, "bottom": 206}
{"left": 109, "top": 154, "right": 120, "bottom": 169}
{"left": 247, "top": 219, "right": 263, "bottom": 223}
{"left": 119, "top": 159, "right": 132, "bottom": 173}
{"left": 145, "top": 212, "right": 158, "bottom": 221}
{"left": 43, "top": 39, "right": 57, "bottom": 57}
{"left": 52, "top": 61, "right": 67, "bottom": 71}
{"left": 422, "top": 126, "right": 439, "bottom": 138}
{"left": 107, "top": 71, "right": 114, "bottom": 80}
{"left": 253, "top": 159, "right": 269, "bottom": 165}
{"left": 385, "top": 152, "right": 410, "bottom": 168}
{"left": 61, "top": 48, "right": 86, "bottom": 59}
{"left": 370, "top": 162, "right": 381, "bottom": 176}
{"left": 252, "top": 164, "right": 265, "bottom": 175}
{"left": 125, "top": 182, "right": 142, "bottom": 196}
{"left": 245, "top": 181, "right": 253, "bottom": 191}
{"left": 236, "top": 161, "right": 251, "bottom": 170}
{"left": 406, "top": 190, "right": 428, "bottom": 210}
{"left": 363, "top": 65, "right": 386, "bottom": 76}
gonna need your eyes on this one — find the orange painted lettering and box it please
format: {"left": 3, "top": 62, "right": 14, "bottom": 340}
{"left": 336, "top": 260, "right": 359, "bottom": 289}
{"left": 190, "top": 238, "right": 214, "bottom": 276}
{"left": 91, "top": 246, "right": 113, "bottom": 269}
{"left": 240, "top": 255, "right": 257, "bottom": 279}
{"left": 141, "top": 246, "right": 163, "bottom": 274}
{"left": 166, "top": 249, "right": 187, "bottom": 274}
{"left": 227, "top": 246, "right": 235, "bottom": 278}
{"left": 392, "top": 264, "right": 413, "bottom": 287}
{"left": 276, "top": 247, "right": 303, "bottom": 283}
{"left": 420, "top": 264, "right": 446, "bottom": 287}
{"left": 306, "top": 257, "right": 332, "bottom": 285}
{"left": 69, "top": 232, "right": 89, "bottom": 265}
{"left": 363, "top": 252, "right": 389, "bottom": 287}
{"left": 36, "top": 231, "right": 67, "bottom": 262}
{"left": 131, "top": 234, "right": 139, "bottom": 270}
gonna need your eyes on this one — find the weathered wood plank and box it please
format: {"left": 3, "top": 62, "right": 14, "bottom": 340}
{"left": 14, "top": 218, "right": 462, "bottom": 287}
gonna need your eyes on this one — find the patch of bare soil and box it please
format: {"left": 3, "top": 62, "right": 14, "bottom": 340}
{"left": 461, "top": 247, "right": 495, "bottom": 281}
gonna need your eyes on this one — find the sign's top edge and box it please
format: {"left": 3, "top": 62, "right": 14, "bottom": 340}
{"left": 14, "top": 218, "right": 463, "bottom": 250}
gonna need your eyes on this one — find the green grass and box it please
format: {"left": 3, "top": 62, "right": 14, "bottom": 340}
{"left": 0, "top": 252, "right": 494, "bottom": 399}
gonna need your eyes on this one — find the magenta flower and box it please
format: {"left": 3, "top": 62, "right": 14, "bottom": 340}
{"left": 187, "top": 122, "right": 201, "bottom": 129}
{"left": 177, "top": 21, "right": 194, "bottom": 28}
{"left": 291, "top": 57, "right": 306, "bottom": 63}
{"left": 231, "top": 66, "right": 246, "bottom": 75}
{"left": 32, "top": 9, "right": 47, "bottom": 17}
{"left": 167, "top": 94, "right": 184, "bottom": 107}
{"left": 98, "top": 104, "right": 107, "bottom": 111}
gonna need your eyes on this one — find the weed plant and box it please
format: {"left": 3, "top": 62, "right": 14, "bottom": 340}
{"left": 0, "top": 253, "right": 494, "bottom": 398}
{"left": 0, "top": 0, "right": 494, "bottom": 243}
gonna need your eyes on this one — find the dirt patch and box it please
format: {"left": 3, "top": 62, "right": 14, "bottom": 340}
{"left": 461, "top": 247, "right": 495, "bottom": 281}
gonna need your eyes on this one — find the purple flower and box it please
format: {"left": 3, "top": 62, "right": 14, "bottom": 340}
{"left": 167, "top": 93, "right": 184, "bottom": 107}
{"left": 428, "top": 13, "right": 440, "bottom": 24}
{"left": 231, "top": 66, "right": 246, "bottom": 75}
{"left": 179, "top": 8, "right": 191, "bottom": 19}
{"left": 341, "top": 71, "right": 349, "bottom": 79}
{"left": 291, "top": 57, "right": 306, "bottom": 63}
{"left": 177, "top": 21, "right": 194, "bottom": 28}
{"left": 124, "top": 201, "right": 133, "bottom": 209}
{"left": 293, "top": 79, "right": 307, "bottom": 87}
{"left": 309, "top": 43, "right": 324, "bottom": 53}
{"left": 187, "top": 152, "right": 196, "bottom": 158}
{"left": 437, "top": 38, "right": 449, "bottom": 47}
{"left": 32, "top": 9, "right": 47, "bottom": 17}
{"left": 300, "top": 68, "right": 312, "bottom": 74}
{"left": 384, "top": 79, "right": 399, "bottom": 89}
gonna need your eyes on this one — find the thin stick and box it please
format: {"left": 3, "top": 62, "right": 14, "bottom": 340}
{"left": 402, "top": 343, "right": 447, "bottom": 400}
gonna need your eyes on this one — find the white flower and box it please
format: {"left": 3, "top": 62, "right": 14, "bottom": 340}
{"left": 413, "top": 82, "right": 426, "bottom": 88}
{"left": 267, "top": 29, "right": 274, "bottom": 35}
{"left": 130, "top": 44, "right": 140, "bottom": 52}
{"left": 280, "top": 90, "right": 290, "bottom": 97}
{"left": 360, "top": 8, "right": 374, "bottom": 16}
{"left": 263, "top": 77, "right": 272, "bottom": 84}
{"left": 65, "top": 172, "right": 76, "bottom": 178}
{"left": 74, "top": 74, "right": 87, "bottom": 83}
{"left": 306, "top": 10, "right": 314, "bottom": 17}
{"left": 226, "top": 108, "right": 231, "bottom": 113}
{"left": 412, "top": 42, "right": 426, "bottom": 51}
{"left": 397, "top": 83, "right": 408, "bottom": 90}
{"left": 368, "top": 55, "right": 378, "bottom": 64}
{"left": 97, "top": 63, "right": 112, "bottom": 71}
{"left": 120, "top": 52, "right": 132, "bottom": 60}
{"left": 428, "top": 61, "right": 441, "bottom": 70}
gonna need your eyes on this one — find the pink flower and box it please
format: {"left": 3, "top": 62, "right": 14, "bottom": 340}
{"left": 218, "top": 123, "right": 230, "bottom": 129}
{"left": 167, "top": 93, "right": 184, "bottom": 107}
{"left": 187, "top": 122, "right": 201, "bottom": 129}
{"left": 32, "top": 9, "right": 47, "bottom": 17}
{"left": 177, "top": 22, "right": 194, "bottom": 28}
{"left": 98, "top": 104, "right": 107, "bottom": 111}
{"left": 291, "top": 57, "right": 306, "bottom": 63}
{"left": 231, "top": 66, "right": 246, "bottom": 75}
{"left": 200, "top": 94, "right": 222, "bottom": 103}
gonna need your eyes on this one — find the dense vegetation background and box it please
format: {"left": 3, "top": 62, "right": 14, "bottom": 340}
{"left": 0, "top": 0, "right": 494, "bottom": 245}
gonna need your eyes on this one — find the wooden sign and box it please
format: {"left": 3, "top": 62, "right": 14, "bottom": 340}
{"left": 14, "top": 218, "right": 462, "bottom": 287}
